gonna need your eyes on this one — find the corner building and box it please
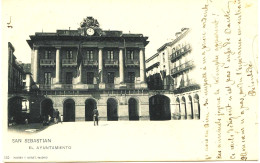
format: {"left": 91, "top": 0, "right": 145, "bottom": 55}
{"left": 27, "top": 18, "right": 149, "bottom": 121}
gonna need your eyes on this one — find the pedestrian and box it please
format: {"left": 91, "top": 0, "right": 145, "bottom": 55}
{"left": 56, "top": 109, "right": 62, "bottom": 124}
{"left": 93, "top": 107, "right": 99, "bottom": 126}
{"left": 53, "top": 108, "right": 57, "bottom": 124}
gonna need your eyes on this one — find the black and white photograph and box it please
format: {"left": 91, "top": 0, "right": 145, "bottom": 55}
{"left": 1, "top": 0, "right": 259, "bottom": 162}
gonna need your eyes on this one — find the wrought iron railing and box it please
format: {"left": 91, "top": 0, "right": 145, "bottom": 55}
{"left": 171, "top": 60, "right": 194, "bottom": 76}
{"left": 83, "top": 60, "right": 98, "bottom": 66}
{"left": 62, "top": 59, "right": 77, "bottom": 66}
{"left": 40, "top": 59, "right": 55, "bottom": 66}
{"left": 125, "top": 59, "right": 139, "bottom": 67}
{"left": 171, "top": 44, "right": 192, "bottom": 62}
{"left": 104, "top": 60, "right": 119, "bottom": 66}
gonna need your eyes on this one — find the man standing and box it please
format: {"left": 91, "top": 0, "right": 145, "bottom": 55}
{"left": 93, "top": 107, "right": 99, "bottom": 126}
{"left": 56, "top": 109, "right": 62, "bottom": 124}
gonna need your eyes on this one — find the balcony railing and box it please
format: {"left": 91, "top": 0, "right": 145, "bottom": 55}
{"left": 104, "top": 60, "right": 119, "bottom": 67}
{"left": 173, "top": 83, "right": 200, "bottom": 94}
{"left": 62, "top": 59, "right": 77, "bottom": 67}
{"left": 171, "top": 44, "right": 192, "bottom": 62}
{"left": 40, "top": 59, "right": 55, "bottom": 66}
{"left": 125, "top": 59, "right": 139, "bottom": 67}
{"left": 83, "top": 60, "right": 98, "bottom": 67}
{"left": 171, "top": 60, "right": 194, "bottom": 76}
{"left": 39, "top": 84, "right": 98, "bottom": 90}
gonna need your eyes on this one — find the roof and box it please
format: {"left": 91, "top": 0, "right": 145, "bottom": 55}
{"left": 156, "top": 28, "right": 190, "bottom": 52}
{"left": 27, "top": 29, "right": 149, "bottom": 49}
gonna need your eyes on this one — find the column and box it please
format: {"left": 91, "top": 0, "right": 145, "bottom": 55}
{"left": 55, "top": 47, "right": 61, "bottom": 83}
{"left": 34, "top": 47, "right": 39, "bottom": 83}
{"left": 98, "top": 48, "right": 103, "bottom": 83}
{"left": 119, "top": 48, "right": 124, "bottom": 83}
{"left": 139, "top": 48, "right": 145, "bottom": 83}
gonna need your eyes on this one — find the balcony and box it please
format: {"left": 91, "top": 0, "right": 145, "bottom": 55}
{"left": 39, "top": 84, "right": 98, "bottom": 90}
{"left": 125, "top": 59, "right": 139, "bottom": 67}
{"left": 104, "top": 60, "right": 118, "bottom": 67}
{"left": 83, "top": 60, "right": 98, "bottom": 67}
{"left": 173, "top": 83, "right": 200, "bottom": 94}
{"left": 171, "top": 44, "right": 192, "bottom": 62}
{"left": 146, "top": 62, "right": 160, "bottom": 71}
{"left": 171, "top": 60, "right": 195, "bottom": 76}
{"left": 40, "top": 59, "right": 55, "bottom": 67}
{"left": 62, "top": 59, "right": 77, "bottom": 67}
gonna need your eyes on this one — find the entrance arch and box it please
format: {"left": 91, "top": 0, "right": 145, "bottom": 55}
{"left": 63, "top": 99, "right": 75, "bottom": 122}
{"left": 128, "top": 98, "right": 139, "bottom": 120}
{"left": 8, "top": 96, "right": 25, "bottom": 124}
{"left": 194, "top": 94, "right": 200, "bottom": 119}
{"left": 85, "top": 99, "right": 97, "bottom": 121}
{"left": 41, "top": 98, "right": 54, "bottom": 118}
{"left": 188, "top": 96, "right": 194, "bottom": 119}
{"left": 107, "top": 98, "right": 118, "bottom": 121}
{"left": 149, "top": 95, "right": 171, "bottom": 120}
{"left": 175, "top": 97, "right": 181, "bottom": 120}
{"left": 181, "top": 97, "right": 187, "bottom": 119}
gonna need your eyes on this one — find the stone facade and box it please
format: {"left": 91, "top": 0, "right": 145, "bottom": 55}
{"left": 26, "top": 18, "right": 150, "bottom": 122}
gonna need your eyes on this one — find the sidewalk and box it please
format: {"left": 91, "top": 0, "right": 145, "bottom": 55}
{"left": 8, "top": 123, "right": 54, "bottom": 134}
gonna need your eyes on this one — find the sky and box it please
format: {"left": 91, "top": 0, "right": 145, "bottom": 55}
{"left": 2, "top": 0, "right": 203, "bottom": 63}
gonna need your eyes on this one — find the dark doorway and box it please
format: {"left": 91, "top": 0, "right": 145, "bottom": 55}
{"left": 41, "top": 99, "right": 54, "bottom": 118}
{"left": 8, "top": 96, "right": 24, "bottom": 124}
{"left": 85, "top": 99, "right": 96, "bottom": 121}
{"left": 149, "top": 95, "right": 171, "bottom": 120}
{"left": 128, "top": 98, "right": 139, "bottom": 120}
{"left": 107, "top": 98, "right": 118, "bottom": 121}
{"left": 63, "top": 99, "right": 75, "bottom": 122}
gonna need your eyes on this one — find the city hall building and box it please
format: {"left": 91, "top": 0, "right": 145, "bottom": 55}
{"left": 26, "top": 17, "right": 150, "bottom": 121}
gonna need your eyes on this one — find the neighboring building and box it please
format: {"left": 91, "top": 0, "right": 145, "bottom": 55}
{"left": 146, "top": 28, "right": 201, "bottom": 120}
{"left": 8, "top": 42, "right": 25, "bottom": 93}
{"left": 26, "top": 17, "right": 150, "bottom": 122}
{"left": 8, "top": 42, "right": 33, "bottom": 125}
{"left": 146, "top": 41, "right": 173, "bottom": 90}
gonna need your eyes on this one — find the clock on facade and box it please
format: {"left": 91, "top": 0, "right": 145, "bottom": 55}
{"left": 86, "top": 28, "right": 95, "bottom": 36}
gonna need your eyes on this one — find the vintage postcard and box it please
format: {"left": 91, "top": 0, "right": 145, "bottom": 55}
{"left": 1, "top": 0, "right": 259, "bottom": 162}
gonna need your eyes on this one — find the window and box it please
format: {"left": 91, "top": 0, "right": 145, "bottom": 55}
{"left": 107, "top": 72, "right": 114, "bottom": 84}
{"left": 45, "top": 51, "right": 51, "bottom": 59}
{"left": 107, "top": 51, "right": 114, "bottom": 60}
{"left": 65, "top": 72, "right": 73, "bottom": 84}
{"left": 86, "top": 51, "right": 93, "bottom": 61}
{"left": 66, "top": 51, "right": 73, "bottom": 59}
{"left": 86, "top": 72, "right": 94, "bottom": 84}
{"left": 163, "top": 53, "right": 165, "bottom": 62}
{"left": 128, "top": 72, "right": 135, "bottom": 83}
{"left": 44, "top": 72, "right": 52, "bottom": 85}
{"left": 127, "top": 50, "right": 134, "bottom": 60}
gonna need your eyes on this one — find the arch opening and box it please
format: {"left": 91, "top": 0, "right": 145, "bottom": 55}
{"left": 128, "top": 98, "right": 139, "bottom": 120}
{"left": 41, "top": 98, "right": 54, "bottom": 119}
{"left": 8, "top": 96, "right": 29, "bottom": 124}
{"left": 194, "top": 94, "right": 200, "bottom": 119}
{"left": 149, "top": 95, "right": 171, "bottom": 120}
{"left": 63, "top": 99, "right": 75, "bottom": 122}
{"left": 107, "top": 98, "right": 118, "bottom": 121}
{"left": 85, "top": 99, "right": 97, "bottom": 121}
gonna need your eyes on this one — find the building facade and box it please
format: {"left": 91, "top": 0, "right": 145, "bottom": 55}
{"left": 146, "top": 28, "right": 201, "bottom": 120}
{"left": 8, "top": 42, "right": 33, "bottom": 124}
{"left": 26, "top": 17, "right": 150, "bottom": 122}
